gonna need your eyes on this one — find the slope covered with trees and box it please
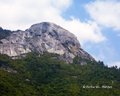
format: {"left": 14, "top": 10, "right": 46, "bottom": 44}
{"left": 0, "top": 52, "right": 120, "bottom": 96}
{"left": 0, "top": 27, "right": 13, "bottom": 40}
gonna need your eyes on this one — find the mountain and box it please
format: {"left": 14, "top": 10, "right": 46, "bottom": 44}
{"left": 0, "top": 22, "right": 94, "bottom": 63}
{"left": 0, "top": 23, "right": 120, "bottom": 96}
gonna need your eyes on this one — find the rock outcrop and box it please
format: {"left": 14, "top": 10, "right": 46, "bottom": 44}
{"left": 0, "top": 22, "right": 94, "bottom": 63}
{"left": 0, "top": 64, "right": 17, "bottom": 73}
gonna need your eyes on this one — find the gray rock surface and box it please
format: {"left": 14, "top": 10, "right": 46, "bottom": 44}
{"left": 0, "top": 64, "right": 17, "bottom": 73}
{"left": 0, "top": 22, "right": 94, "bottom": 63}
{"left": 77, "top": 60, "right": 87, "bottom": 65}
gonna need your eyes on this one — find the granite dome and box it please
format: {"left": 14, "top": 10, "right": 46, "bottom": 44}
{"left": 0, "top": 22, "right": 94, "bottom": 63}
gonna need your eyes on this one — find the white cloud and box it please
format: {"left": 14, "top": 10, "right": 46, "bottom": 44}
{"left": 62, "top": 17, "right": 106, "bottom": 45}
{"left": 51, "top": 0, "right": 72, "bottom": 11}
{"left": 85, "top": 0, "right": 120, "bottom": 31}
{"left": 0, "top": 0, "right": 106, "bottom": 45}
{"left": 108, "top": 62, "right": 120, "bottom": 68}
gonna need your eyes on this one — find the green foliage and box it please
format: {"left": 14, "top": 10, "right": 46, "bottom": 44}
{"left": 0, "top": 52, "right": 120, "bottom": 96}
{"left": 0, "top": 27, "right": 13, "bottom": 40}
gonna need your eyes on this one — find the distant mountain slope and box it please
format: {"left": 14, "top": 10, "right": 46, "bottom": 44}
{"left": 0, "top": 22, "right": 94, "bottom": 63}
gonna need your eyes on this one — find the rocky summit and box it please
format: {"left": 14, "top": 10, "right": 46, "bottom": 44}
{"left": 0, "top": 22, "right": 94, "bottom": 63}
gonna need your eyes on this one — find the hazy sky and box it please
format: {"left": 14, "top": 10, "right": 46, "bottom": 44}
{"left": 0, "top": 0, "right": 120, "bottom": 68}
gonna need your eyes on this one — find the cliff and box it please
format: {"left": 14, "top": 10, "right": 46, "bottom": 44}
{"left": 0, "top": 22, "right": 94, "bottom": 63}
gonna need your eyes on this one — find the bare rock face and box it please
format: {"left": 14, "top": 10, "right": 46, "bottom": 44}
{"left": 0, "top": 22, "right": 94, "bottom": 63}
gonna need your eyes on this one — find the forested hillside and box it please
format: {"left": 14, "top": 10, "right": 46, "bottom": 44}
{"left": 0, "top": 52, "right": 120, "bottom": 96}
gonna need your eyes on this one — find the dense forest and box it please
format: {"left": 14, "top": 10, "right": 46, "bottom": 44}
{"left": 0, "top": 52, "right": 120, "bottom": 96}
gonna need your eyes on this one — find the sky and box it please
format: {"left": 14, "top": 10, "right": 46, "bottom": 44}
{"left": 0, "top": 0, "right": 120, "bottom": 68}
